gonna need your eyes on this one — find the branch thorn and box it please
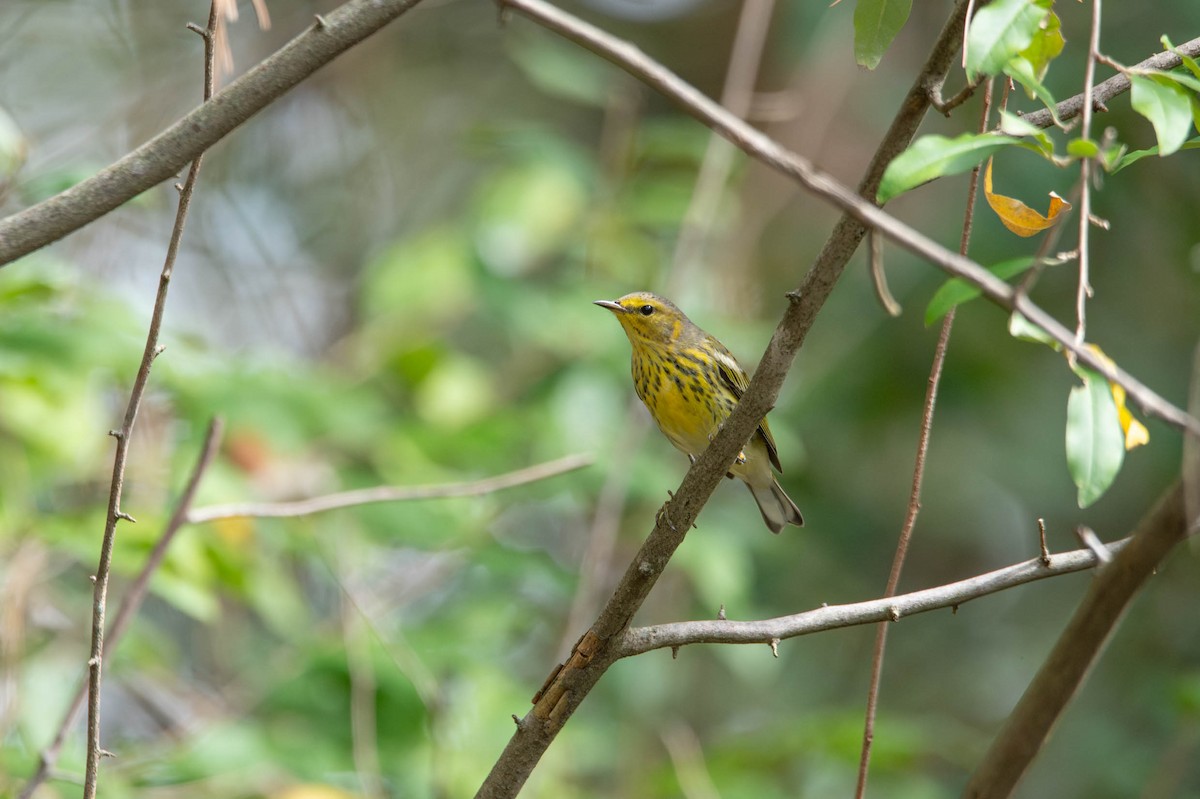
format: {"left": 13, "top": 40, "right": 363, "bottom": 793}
{"left": 1038, "top": 518, "right": 1051, "bottom": 566}
{"left": 115, "top": 510, "right": 137, "bottom": 524}
{"left": 717, "top": 604, "right": 726, "bottom": 621}
{"left": 769, "top": 638, "right": 780, "bottom": 658}
{"left": 314, "top": 14, "right": 327, "bottom": 29}
{"left": 108, "top": 430, "right": 123, "bottom": 440}
{"left": 671, "top": 646, "right": 680, "bottom": 660}
{"left": 888, "top": 606, "right": 901, "bottom": 622}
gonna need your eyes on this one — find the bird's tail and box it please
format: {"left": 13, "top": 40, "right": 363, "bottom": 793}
{"left": 747, "top": 478, "right": 804, "bottom": 534}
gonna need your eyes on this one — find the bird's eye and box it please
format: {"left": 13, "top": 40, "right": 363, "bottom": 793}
{"left": 639, "top": 304, "right": 655, "bottom": 316}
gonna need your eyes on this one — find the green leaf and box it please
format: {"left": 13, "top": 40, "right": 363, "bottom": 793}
{"left": 965, "top": 0, "right": 1049, "bottom": 80}
{"left": 854, "top": 0, "right": 913, "bottom": 70}
{"left": 1018, "top": 10, "right": 1064, "bottom": 80}
{"left": 1130, "top": 74, "right": 1194, "bottom": 156}
{"left": 1008, "top": 310, "right": 1059, "bottom": 348}
{"left": 925, "top": 257, "right": 1033, "bottom": 326}
{"left": 1110, "top": 137, "right": 1200, "bottom": 172}
{"left": 1163, "top": 36, "right": 1200, "bottom": 80}
{"left": 1067, "top": 138, "right": 1099, "bottom": 158}
{"left": 1004, "top": 55, "right": 1063, "bottom": 127}
{"left": 998, "top": 110, "right": 1055, "bottom": 156}
{"left": 877, "top": 133, "right": 1017, "bottom": 202}
{"left": 1066, "top": 368, "right": 1125, "bottom": 508}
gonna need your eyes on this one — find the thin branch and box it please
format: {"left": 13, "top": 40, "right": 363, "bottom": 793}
{"left": 963, "top": 482, "right": 1187, "bottom": 798}
{"left": 617, "top": 537, "right": 1131, "bottom": 656}
{"left": 1074, "top": 0, "right": 1102, "bottom": 346}
{"left": 497, "top": 1, "right": 1198, "bottom": 430}
{"left": 1021, "top": 36, "right": 1200, "bottom": 130}
{"left": 856, "top": 78, "right": 992, "bottom": 799}
{"left": 186, "top": 453, "right": 592, "bottom": 523}
{"left": 21, "top": 418, "right": 224, "bottom": 799}
{"left": 82, "top": 9, "right": 218, "bottom": 797}
{"left": 476, "top": 3, "right": 980, "bottom": 797}
{"left": 0, "top": 0, "right": 428, "bottom": 268}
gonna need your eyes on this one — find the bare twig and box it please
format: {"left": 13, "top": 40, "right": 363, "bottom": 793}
{"left": 618, "top": 537, "right": 1133, "bottom": 655}
{"left": 82, "top": 10, "right": 218, "bottom": 797}
{"left": 186, "top": 453, "right": 592, "bottom": 523}
{"left": 963, "top": 482, "right": 1187, "bottom": 798}
{"left": 1074, "top": 0, "right": 1103, "bottom": 347}
{"left": 0, "top": 0, "right": 429, "bottom": 268}
{"left": 856, "top": 78, "right": 992, "bottom": 799}
{"left": 22, "top": 419, "right": 224, "bottom": 799}
{"left": 496, "top": 0, "right": 1198, "bottom": 437}
{"left": 1038, "top": 518, "right": 1051, "bottom": 565}
{"left": 1021, "top": 36, "right": 1200, "bottom": 130}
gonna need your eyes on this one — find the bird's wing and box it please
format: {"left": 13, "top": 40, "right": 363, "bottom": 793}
{"left": 711, "top": 338, "right": 783, "bottom": 473}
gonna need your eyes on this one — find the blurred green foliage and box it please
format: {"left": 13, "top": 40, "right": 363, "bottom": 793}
{"left": 1, "top": 1, "right": 1199, "bottom": 798}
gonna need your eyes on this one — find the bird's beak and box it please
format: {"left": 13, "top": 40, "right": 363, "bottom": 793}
{"left": 593, "top": 299, "right": 627, "bottom": 313}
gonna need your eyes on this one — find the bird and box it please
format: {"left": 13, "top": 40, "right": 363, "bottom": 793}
{"left": 594, "top": 291, "right": 803, "bottom": 533}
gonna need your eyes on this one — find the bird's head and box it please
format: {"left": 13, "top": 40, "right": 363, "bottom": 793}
{"left": 593, "top": 292, "right": 690, "bottom": 346}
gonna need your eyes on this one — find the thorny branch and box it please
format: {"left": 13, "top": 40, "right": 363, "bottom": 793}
{"left": 617, "top": 536, "right": 1132, "bottom": 656}
{"left": 82, "top": 8, "right": 218, "bottom": 798}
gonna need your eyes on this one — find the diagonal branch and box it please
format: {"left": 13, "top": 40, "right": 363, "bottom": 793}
{"left": 963, "top": 482, "right": 1187, "bottom": 798}
{"left": 498, "top": 0, "right": 1198, "bottom": 437}
{"left": 1021, "top": 36, "right": 1200, "bottom": 130}
{"left": 82, "top": 9, "right": 218, "bottom": 797}
{"left": 617, "top": 536, "right": 1131, "bottom": 657}
{"left": 185, "top": 453, "right": 593, "bottom": 523}
{"left": 0, "top": 0, "right": 428, "bottom": 268}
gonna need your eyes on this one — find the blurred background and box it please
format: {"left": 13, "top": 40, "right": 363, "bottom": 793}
{"left": 1, "top": 1, "right": 1199, "bottom": 797}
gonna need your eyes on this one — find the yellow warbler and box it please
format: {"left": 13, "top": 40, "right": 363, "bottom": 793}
{"left": 595, "top": 292, "right": 803, "bottom": 533}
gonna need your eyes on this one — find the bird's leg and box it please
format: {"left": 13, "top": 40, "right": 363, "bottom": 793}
{"left": 657, "top": 491, "right": 678, "bottom": 532}
{"left": 658, "top": 490, "right": 698, "bottom": 531}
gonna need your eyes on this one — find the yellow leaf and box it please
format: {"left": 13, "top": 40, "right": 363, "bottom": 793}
{"left": 1110, "top": 381, "right": 1150, "bottom": 450}
{"left": 984, "top": 158, "right": 1071, "bottom": 237}
{"left": 1087, "top": 344, "right": 1150, "bottom": 451}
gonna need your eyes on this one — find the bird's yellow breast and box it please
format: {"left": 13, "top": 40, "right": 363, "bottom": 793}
{"left": 632, "top": 349, "right": 721, "bottom": 457}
